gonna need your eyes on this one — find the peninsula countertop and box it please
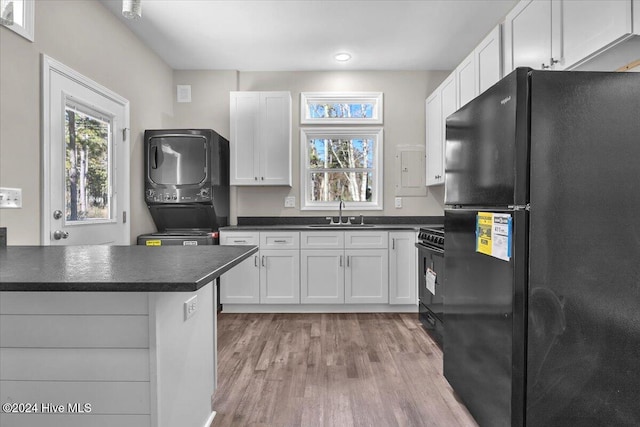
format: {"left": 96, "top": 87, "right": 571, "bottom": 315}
{"left": 0, "top": 245, "right": 257, "bottom": 292}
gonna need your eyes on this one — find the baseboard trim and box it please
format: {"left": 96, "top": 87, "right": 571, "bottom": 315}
{"left": 220, "top": 304, "right": 418, "bottom": 313}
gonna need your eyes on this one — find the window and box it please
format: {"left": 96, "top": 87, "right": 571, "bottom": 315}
{"left": 1, "top": 0, "right": 34, "bottom": 41}
{"left": 65, "top": 102, "right": 113, "bottom": 223}
{"left": 301, "top": 92, "right": 383, "bottom": 124}
{"left": 301, "top": 127, "right": 383, "bottom": 210}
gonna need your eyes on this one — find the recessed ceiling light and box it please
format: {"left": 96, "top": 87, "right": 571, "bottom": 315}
{"left": 335, "top": 53, "right": 352, "bottom": 62}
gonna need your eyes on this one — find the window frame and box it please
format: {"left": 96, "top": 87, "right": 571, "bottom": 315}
{"left": 1, "top": 0, "right": 34, "bottom": 42}
{"left": 300, "top": 127, "right": 384, "bottom": 211}
{"left": 300, "top": 92, "right": 383, "bottom": 124}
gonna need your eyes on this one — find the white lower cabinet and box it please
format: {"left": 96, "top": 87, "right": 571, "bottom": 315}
{"left": 260, "top": 249, "right": 300, "bottom": 304}
{"left": 220, "top": 232, "right": 260, "bottom": 304}
{"left": 300, "top": 250, "right": 344, "bottom": 304}
{"left": 345, "top": 249, "right": 389, "bottom": 304}
{"left": 301, "top": 231, "right": 389, "bottom": 305}
{"left": 389, "top": 231, "right": 417, "bottom": 305}
{"left": 220, "top": 231, "right": 299, "bottom": 304}
{"left": 222, "top": 228, "right": 417, "bottom": 310}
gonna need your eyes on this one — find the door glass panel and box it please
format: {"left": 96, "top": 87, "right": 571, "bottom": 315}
{"left": 65, "top": 104, "right": 111, "bottom": 222}
{"left": 148, "top": 136, "right": 207, "bottom": 185}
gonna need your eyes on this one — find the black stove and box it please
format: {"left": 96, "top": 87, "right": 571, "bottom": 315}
{"left": 416, "top": 225, "right": 445, "bottom": 347}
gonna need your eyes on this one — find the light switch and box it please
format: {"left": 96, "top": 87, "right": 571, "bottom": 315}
{"left": 0, "top": 187, "right": 22, "bottom": 208}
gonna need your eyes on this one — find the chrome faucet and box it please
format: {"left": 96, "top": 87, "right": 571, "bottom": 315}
{"left": 338, "top": 197, "right": 345, "bottom": 224}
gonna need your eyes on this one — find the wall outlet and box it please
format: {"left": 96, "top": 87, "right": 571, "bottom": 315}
{"left": 284, "top": 196, "right": 296, "bottom": 208}
{"left": 395, "top": 197, "right": 402, "bottom": 208}
{"left": 0, "top": 187, "right": 22, "bottom": 208}
{"left": 184, "top": 295, "right": 198, "bottom": 320}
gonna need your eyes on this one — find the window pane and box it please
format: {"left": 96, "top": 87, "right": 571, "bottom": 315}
{"left": 308, "top": 138, "right": 374, "bottom": 169}
{"left": 0, "top": 0, "right": 22, "bottom": 25}
{"left": 309, "top": 172, "right": 373, "bottom": 202}
{"left": 65, "top": 107, "right": 111, "bottom": 222}
{"left": 308, "top": 102, "right": 374, "bottom": 119}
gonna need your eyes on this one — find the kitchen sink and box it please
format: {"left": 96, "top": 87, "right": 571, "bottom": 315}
{"left": 307, "top": 224, "right": 377, "bottom": 229}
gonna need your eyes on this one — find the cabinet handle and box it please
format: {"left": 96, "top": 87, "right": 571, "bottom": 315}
{"left": 234, "top": 240, "right": 247, "bottom": 243}
{"left": 339, "top": 255, "right": 343, "bottom": 267}
{"left": 255, "top": 255, "right": 258, "bottom": 267}
{"left": 274, "top": 239, "right": 287, "bottom": 243}
{"left": 541, "top": 58, "right": 559, "bottom": 69}
{"left": 261, "top": 177, "right": 264, "bottom": 181}
{"left": 254, "top": 177, "right": 258, "bottom": 181}
{"left": 347, "top": 256, "right": 350, "bottom": 267}
{"left": 392, "top": 238, "right": 395, "bottom": 250}
{"left": 261, "top": 256, "right": 265, "bottom": 267}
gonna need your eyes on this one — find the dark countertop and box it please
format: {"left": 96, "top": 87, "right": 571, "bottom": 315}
{"left": 220, "top": 224, "right": 436, "bottom": 232}
{"left": 0, "top": 245, "right": 257, "bottom": 292}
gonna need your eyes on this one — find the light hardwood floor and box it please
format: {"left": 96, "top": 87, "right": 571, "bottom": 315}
{"left": 211, "top": 313, "right": 477, "bottom": 427}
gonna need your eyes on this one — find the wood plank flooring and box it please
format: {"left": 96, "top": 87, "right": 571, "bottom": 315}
{"left": 211, "top": 313, "right": 477, "bottom": 427}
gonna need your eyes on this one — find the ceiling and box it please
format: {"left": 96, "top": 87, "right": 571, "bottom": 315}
{"left": 100, "top": 0, "right": 518, "bottom": 71}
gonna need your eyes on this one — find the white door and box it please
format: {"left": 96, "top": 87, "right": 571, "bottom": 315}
{"left": 345, "top": 249, "right": 389, "bottom": 304}
{"left": 43, "top": 56, "right": 130, "bottom": 245}
{"left": 300, "top": 250, "right": 345, "bottom": 304}
{"left": 260, "top": 249, "right": 300, "bottom": 304}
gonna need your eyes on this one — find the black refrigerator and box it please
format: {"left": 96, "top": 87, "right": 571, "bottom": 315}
{"left": 443, "top": 68, "right": 640, "bottom": 427}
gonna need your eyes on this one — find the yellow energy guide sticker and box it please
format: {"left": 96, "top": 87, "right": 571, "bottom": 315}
{"left": 145, "top": 240, "right": 162, "bottom": 246}
{"left": 476, "top": 212, "right": 493, "bottom": 256}
{"left": 476, "top": 212, "right": 512, "bottom": 261}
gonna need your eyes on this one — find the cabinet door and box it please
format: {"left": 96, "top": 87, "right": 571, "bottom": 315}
{"left": 456, "top": 51, "right": 477, "bottom": 108}
{"left": 300, "top": 250, "right": 344, "bottom": 304}
{"left": 229, "top": 92, "right": 260, "bottom": 185}
{"left": 260, "top": 249, "right": 300, "bottom": 304}
{"left": 389, "top": 232, "right": 417, "bottom": 305}
{"left": 503, "top": 0, "right": 552, "bottom": 73}
{"left": 425, "top": 91, "right": 443, "bottom": 186}
{"left": 476, "top": 25, "right": 503, "bottom": 95}
{"left": 345, "top": 249, "right": 389, "bottom": 304}
{"left": 220, "top": 253, "right": 260, "bottom": 304}
{"left": 441, "top": 74, "right": 457, "bottom": 183}
{"left": 557, "top": 0, "right": 632, "bottom": 69}
{"left": 259, "top": 92, "right": 292, "bottom": 186}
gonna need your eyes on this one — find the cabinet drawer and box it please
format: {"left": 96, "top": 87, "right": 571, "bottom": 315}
{"left": 345, "top": 231, "right": 388, "bottom": 249}
{"left": 260, "top": 232, "right": 300, "bottom": 249}
{"left": 220, "top": 231, "right": 259, "bottom": 246}
{"left": 301, "top": 231, "right": 344, "bottom": 249}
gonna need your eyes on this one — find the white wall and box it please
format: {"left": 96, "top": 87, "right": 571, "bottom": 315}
{"left": 172, "top": 70, "right": 449, "bottom": 224}
{"left": 0, "top": 0, "right": 173, "bottom": 245}
{"left": 0, "top": 1, "right": 449, "bottom": 244}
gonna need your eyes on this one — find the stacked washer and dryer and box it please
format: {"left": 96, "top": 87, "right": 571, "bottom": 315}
{"left": 137, "top": 129, "right": 229, "bottom": 246}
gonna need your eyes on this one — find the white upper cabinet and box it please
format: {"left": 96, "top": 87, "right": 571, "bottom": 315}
{"left": 476, "top": 25, "right": 503, "bottom": 94}
{"left": 456, "top": 52, "right": 477, "bottom": 108}
{"left": 555, "top": 0, "right": 633, "bottom": 70}
{"left": 426, "top": 25, "right": 501, "bottom": 187}
{"left": 504, "top": 0, "right": 553, "bottom": 73}
{"left": 504, "top": 0, "right": 636, "bottom": 74}
{"left": 229, "top": 91, "right": 292, "bottom": 186}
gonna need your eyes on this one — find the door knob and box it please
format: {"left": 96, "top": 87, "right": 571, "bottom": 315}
{"left": 53, "top": 210, "right": 63, "bottom": 220}
{"left": 53, "top": 230, "right": 69, "bottom": 240}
